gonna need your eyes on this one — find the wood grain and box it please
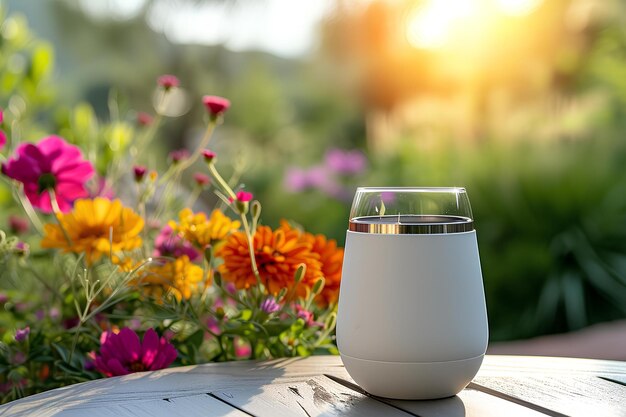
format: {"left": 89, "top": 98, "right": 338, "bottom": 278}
{"left": 2, "top": 355, "right": 626, "bottom": 417}
{"left": 472, "top": 374, "right": 626, "bottom": 417}
{"left": 212, "top": 375, "right": 414, "bottom": 417}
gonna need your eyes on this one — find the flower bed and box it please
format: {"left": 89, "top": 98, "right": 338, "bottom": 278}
{"left": 0, "top": 75, "right": 342, "bottom": 403}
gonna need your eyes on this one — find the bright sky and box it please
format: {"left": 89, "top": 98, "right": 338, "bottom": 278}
{"left": 79, "top": 0, "right": 335, "bottom": 58}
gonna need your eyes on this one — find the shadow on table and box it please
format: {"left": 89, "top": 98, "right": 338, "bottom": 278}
{"left": 0, "top": 357, "right": 289, "bottom": 417}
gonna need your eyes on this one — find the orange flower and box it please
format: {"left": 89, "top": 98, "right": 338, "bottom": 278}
{"left": 169, "top": 208, "right": 240, "bottom": 249}
{"left": 302, "top": 233, "right": 344, "bottom": 307}
{"left": 217, "top": 225, "right": 322, "bottom": 296}
{"left": 280, "top": 221, "right": 344, "bottom": 306}
{"left": 131, "top": 256, "right": 204, "bottom": 303}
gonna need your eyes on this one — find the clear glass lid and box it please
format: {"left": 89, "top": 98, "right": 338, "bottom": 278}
{"left": 348, "top": 187, "right": 474, "bottom": 234}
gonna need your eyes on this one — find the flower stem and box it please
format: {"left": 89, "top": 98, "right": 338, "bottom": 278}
{"left": 48, "top": 190, "right": 73, "bottom": 247}
{"left": 12, "top": 185, "right": 44, "bottom": 236}
{"left": 159, "top": 120, "right": 216, "bottom": 185}
{"left": 240, "top": 214, "right": 261, "bottom": 288}
{"left": 207, "top": 163, "right": 237, "bottom": 200}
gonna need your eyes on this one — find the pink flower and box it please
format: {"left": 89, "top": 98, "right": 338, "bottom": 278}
{"left": 324, "top": 148, "right": 367, "bottom": 175}
{"left": 193, "top": 173, "right": 210, "bottom": 187}
{"left": 14, "top": 241, "right": 29, "bottom": 256}
{"left": 1, "top": 136, "right": 94, "bottom": 213}
{"left": 94, "top": 328, "right": 177, "bottom": 377}
{"left": 168, "top": 149, "right": 189, "bottom": 164}
{"left": 133, "top": 165, "right": 147, "bottom": 182}
{"left": 153, "top": 225, "right": 199, "bottom": 261}
{"left": 260, "top": 297, "right": 280, "bottom": 314}
{"left": 202, "top": 149, "right": 216, "bottom": 163}
{"left": 234, "top": 337, "right": 251, "bottom": 358}
{"left": 202, "top": 96, "right": 230, "bottom": 118}
{"left": 295, "top": 305, "right": 322, "bottom": 327}
{"left": 136, "top": 112, "right": 153, "bottom": 126}
{"left": 15, "top": 326, "right": 30, "bottom": 342}
{"left": 157, "top": 74, "right": 179, "bottom": 90}
{"left": 8, "top": 215, "right": 29, "bottom": 235}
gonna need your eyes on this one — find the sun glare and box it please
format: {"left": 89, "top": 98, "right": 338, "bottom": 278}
{"left": 406, "top": 0, "right": 543, "bottom": 50}
{"left": 495, "top": 0, "right": 543, "bottom": 16}
{"left": 406, "top": 0, "right": 476, "bottom": 49}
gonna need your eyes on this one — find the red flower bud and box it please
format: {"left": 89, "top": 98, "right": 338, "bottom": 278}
{"left": 169, "top": 149, "right": 190, "bottom": 164}
{"left": 202, "top": 149, "right": 216, "bottom": 163}
{"left": 202, "top": 96, "right": 230, "bottom": 119}
{"left": 9, "top": 215, "right": 29, "bottom": 235}
{"left": 193, "top": 173, "right": 210, "bottom": 187}
{"left": 133, "top": 165, "right": 147, "bottom": 182}
{"left": 137, "top": 112, "right": 154, "bottom": 126}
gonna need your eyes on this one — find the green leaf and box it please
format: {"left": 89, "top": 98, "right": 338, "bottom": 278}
{"left": 185, "top": 329, "right": 204, "bottom": 349}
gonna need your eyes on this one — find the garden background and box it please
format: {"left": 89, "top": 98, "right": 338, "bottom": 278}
{"left": 2, "top": 0, "right": 626, "bottom": 343}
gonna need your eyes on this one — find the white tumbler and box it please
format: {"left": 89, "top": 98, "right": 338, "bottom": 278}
{"left": 337, "top": 187, "right": 488, "bottom": 400}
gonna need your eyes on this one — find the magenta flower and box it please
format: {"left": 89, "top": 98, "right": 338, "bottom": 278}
{"left": 260, "top": 297, "right": 280, "bottom": 314}
{"left": 153, "top": 225, "right": 199, "bottom": 261}
{"left": 157, "top": 74, "right": 179, "bottom": 90}
{"left": 94, "top": 328, "right": 177, "bottom": 377}
{"left": 133, "top": 165, "right": 147, "bottom": 182}
{"left": 15, "top": 326, "right": 30, "bottom": 342}
{"left": 1, "top": 136, "right": 94, "bottom": 213}
{"left": 0, "top": 108, "right": 6, "bottom": 152}
{"left": 235, "top": 191, "right": 253, "bottom": 202}
{"left": 325, "top": 149, "right": 367, "bottom": 175}
{"left": 193, "top": 173, "right": 210, "bottom": 187}
{"left": 202, "top": 96, "right": 230, "bottom": 118}
{"left": 202, "top": 149, "right": 217, "bottom": 163}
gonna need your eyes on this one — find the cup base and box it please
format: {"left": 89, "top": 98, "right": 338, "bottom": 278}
{"left": 340, "top": 353, "right": 484, "bottom": 400}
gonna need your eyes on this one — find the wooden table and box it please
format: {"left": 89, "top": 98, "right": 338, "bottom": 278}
{"left": 1, "top": 355, "right": 625, "bottom": 416}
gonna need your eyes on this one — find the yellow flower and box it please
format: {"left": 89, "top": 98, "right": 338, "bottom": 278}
{"left": 132, "top": 255, "right": 204, "bottom": 302}
{"left": 41, "top": 198, "right": 144, "bottom": 264}
{"left": 169, "top": 208, "right": 240, "bottom": 249}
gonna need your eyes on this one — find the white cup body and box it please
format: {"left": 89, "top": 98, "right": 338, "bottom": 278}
{"left": 337, "top": 230, "right": 488, "bottom": 399}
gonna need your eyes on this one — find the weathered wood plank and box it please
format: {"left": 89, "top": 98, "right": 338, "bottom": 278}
{"left": 480, "top": 355, "right": 626, "bottom": 378}
{"left": 23, "top": 395, "right": 248, "bottom": 417}
{"left": 472, "top": 374, "right": 626, "bottom": 417}
{"left": 212, "top": 375, "right": 415, "bottom": 417}
{"left": 9, "top": 395, "right": 248, "bottom": 417}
